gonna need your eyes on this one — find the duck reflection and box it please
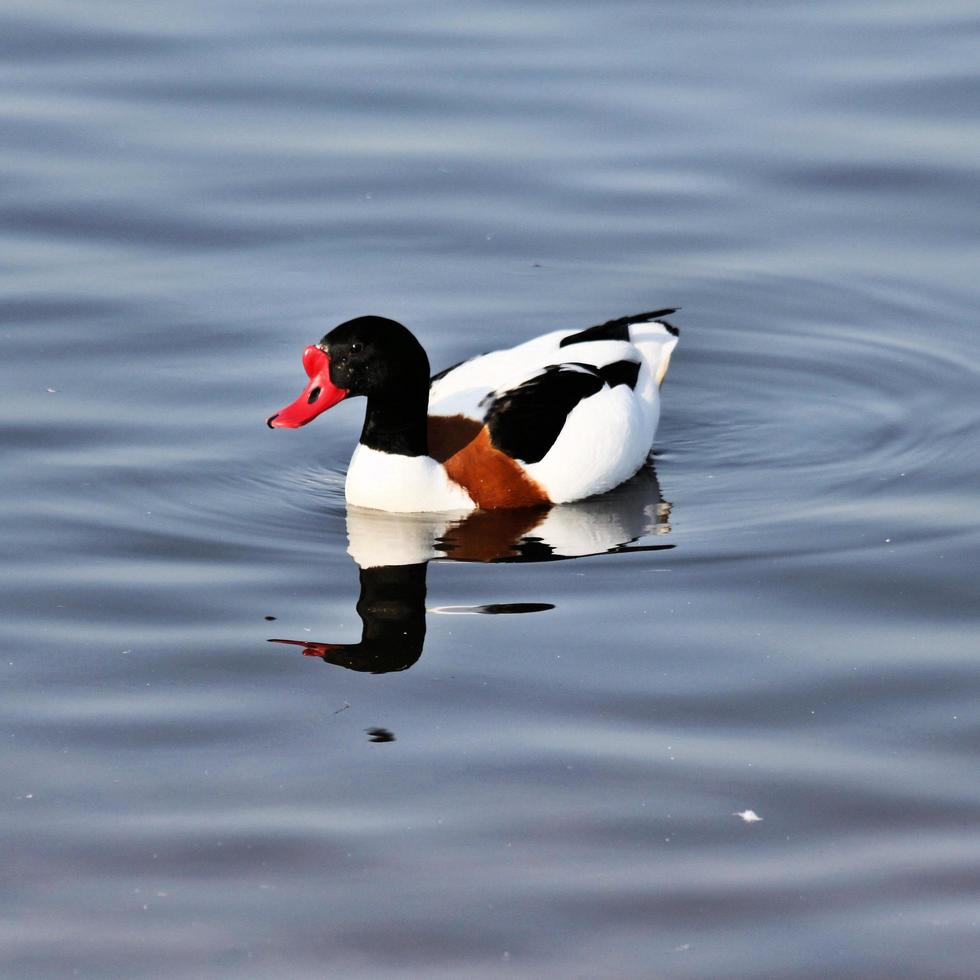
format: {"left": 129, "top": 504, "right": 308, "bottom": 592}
{"left": 269, "top": 466, "right": 673, "bottom": 673}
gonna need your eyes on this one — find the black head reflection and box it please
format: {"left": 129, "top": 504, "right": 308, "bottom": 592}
{"left": 270, "top": 563, "right": 428, "bottom": 673}
{"left": 269, "top": 464, "right": 673, "bottom": 674}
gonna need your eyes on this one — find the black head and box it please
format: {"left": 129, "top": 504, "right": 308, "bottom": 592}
{"left": 268, "top": 315, "right": 434, "bottom": 455}
{"left": 268, "top": 315, "right": 432, "bottom": 454}
{"left": 320, "top": 316, "right": 430, "bottom": 400}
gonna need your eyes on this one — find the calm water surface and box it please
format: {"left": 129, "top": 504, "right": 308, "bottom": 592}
{"left": 2, "top": 1, "right": 979, "bottom": 977}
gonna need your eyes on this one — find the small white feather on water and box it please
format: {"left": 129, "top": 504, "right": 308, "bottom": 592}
{"left": 734, "top": 809, "right": 763, "bottom": 823}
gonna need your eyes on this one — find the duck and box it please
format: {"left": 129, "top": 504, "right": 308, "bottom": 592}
{"left": 267, "top": 309, "right": 679, "bottom": 512}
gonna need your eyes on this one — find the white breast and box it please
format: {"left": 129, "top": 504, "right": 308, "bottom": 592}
{"left": 345, "top": 444, "right": 476, "bottom": 514}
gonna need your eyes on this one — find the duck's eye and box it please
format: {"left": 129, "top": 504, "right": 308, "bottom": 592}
{"left": 350, "top": 342, "right": 362, "bottom": 354}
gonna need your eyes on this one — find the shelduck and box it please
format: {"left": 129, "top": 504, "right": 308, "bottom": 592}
{"left": 267, "top": 310, "right": 679, "bottom": 512}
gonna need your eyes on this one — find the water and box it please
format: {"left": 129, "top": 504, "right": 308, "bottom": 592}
{"left": 2, "top": 1, "right": 979, "bottom": 977}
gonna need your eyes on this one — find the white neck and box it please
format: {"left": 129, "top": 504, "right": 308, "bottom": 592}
{"left": 345, "top": 444, "right": 476, "bottom": 514}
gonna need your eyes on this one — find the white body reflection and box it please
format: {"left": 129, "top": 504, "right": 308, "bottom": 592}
{"left": 270, "top": 466, "right": 673, "bottom": 673}
{"left": 345, "top": 466, "right": 672, "bottom": 568}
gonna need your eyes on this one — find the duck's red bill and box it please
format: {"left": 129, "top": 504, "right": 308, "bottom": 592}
{"left": 268, "top": 638, "right": 345, "bottom": 657}
{"left": 267, "top": 345, "right": 348, "bottom": 428}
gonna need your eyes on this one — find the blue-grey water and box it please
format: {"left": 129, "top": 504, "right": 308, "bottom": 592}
{"left": 2, "top": 1, "right": 979, "bottom": 977}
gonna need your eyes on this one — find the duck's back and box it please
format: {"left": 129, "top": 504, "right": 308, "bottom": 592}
{"left": 428, "top": 310, "right": 678, "bottom": 505}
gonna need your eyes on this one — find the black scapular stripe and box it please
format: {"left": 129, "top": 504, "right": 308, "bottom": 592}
{"left": 486, "top": 365, "right": 604, "bottom": 464}
{"left": 598, "top": 359, "right": 641, "bottom": 389}
{"left": 559, "top": 309, "right": 679, "bottom": 348}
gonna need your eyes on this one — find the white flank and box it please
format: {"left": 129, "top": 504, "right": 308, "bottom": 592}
{"left": 524, "top": 375, "right": 656, "bottom": 503}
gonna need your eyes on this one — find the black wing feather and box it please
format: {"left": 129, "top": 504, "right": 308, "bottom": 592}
{"left": 485, "top": 365, "right": 604, "bottom": 464}
{"left": 597, "top": 359, "right": 641, "bottom": 389}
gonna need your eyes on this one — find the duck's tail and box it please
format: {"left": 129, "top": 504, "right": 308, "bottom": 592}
{"left": 556, "top": 308, "right": 680, "bottom": 386}
{"left": 626, "top": 310, "right": 680, "bottom": 387}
